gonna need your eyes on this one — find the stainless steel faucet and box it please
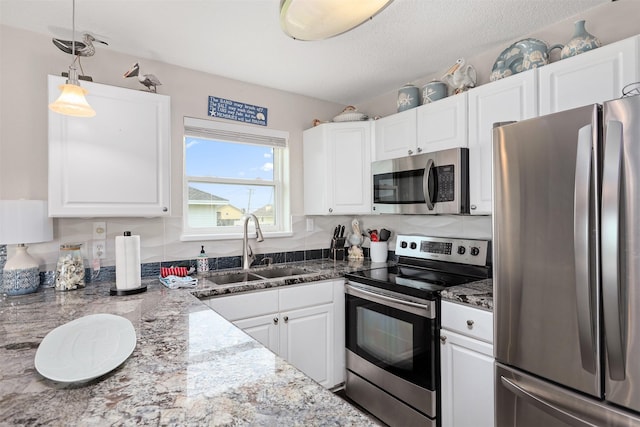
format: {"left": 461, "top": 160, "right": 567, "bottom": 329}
{"left": 242, "top": 214, "right": 264, "bottom": 270}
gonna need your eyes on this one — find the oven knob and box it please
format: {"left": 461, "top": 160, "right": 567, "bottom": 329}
{"left": 470, "top": 247, "right": 480, "bottom": 256}
{"left": 400, "top": 241, "right": 408, "bottom": 249}
{"left": 410, "top": 242, "right": 417, "bottom": 250}
{"left": 457, "top": 246, "right": 466, "bottom": 255}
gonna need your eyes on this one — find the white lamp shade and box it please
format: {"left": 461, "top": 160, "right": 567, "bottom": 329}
{"left": 49, "top": 83, "right": 96, "bottom": 118}
{"left": 280, "top": 0, "right": 394, "bottom": 40}
{"left": 0, "top": 200, "right": 54, "bottom": 245}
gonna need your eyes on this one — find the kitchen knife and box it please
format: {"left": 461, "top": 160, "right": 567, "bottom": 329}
{"left": 339, "top": 225, "right": 345, "bottom": 238}
{"left": 333, "top": 226, "right": 340, "bottom": 238}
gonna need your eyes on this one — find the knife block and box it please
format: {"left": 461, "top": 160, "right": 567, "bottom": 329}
{"left": 330, "top": 237, "right": 346, "bottom": 261}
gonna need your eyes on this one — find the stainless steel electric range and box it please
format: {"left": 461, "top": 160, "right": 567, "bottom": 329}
{"left": 344, "top": 235, "right": 491, "bottom": 427}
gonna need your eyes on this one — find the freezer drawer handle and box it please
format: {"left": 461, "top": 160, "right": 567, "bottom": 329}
{"left": 573, "top": 124, "right": 597, "bottom": 374}
{"left": 500, "top": 376, "right": 598, "bottom": 427}
{"left": 601, "top": 119, "right": 626, "bottom": 381}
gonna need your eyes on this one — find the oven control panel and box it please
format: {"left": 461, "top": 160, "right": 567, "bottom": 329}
{"left": 395, "top": 235, "right": 490, "bottom": 266}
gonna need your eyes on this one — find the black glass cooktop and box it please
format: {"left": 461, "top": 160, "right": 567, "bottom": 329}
{"left": 345, "top": 260, "right": 490, "bottom": 300}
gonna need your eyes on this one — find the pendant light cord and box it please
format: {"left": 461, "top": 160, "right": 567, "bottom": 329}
{"left": 67, "top": 0, "right": 82, "bottom": 82}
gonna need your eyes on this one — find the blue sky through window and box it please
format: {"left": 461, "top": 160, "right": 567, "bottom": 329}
{"left": 185, "top": 137, "right": 275, "bottom": 212}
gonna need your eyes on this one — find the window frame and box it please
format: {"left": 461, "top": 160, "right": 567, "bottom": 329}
{"left": 181, "top": 117, "right": 291, "bottom": 241}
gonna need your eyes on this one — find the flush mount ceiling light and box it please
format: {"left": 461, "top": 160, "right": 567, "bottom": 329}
{"left": 48, "top": 0, "right": 96, "bottom": 117}
{"left": 280, "top": 0, "right": 394, "bottom": 41}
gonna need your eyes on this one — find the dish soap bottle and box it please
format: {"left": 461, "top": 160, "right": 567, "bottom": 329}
{"left": 197, "top": 246, "right": 209, "bottom": 274}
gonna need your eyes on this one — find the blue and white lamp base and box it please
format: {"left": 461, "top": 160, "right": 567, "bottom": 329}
{"left": 2, "top": 245, "right": 40, "bottom": 296}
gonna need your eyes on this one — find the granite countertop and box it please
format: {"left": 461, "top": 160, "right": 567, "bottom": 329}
{"left": 440, "top": 279, "right": 494, "bottom": 311}
{"left": 0, "top": 259, "right": 381, "bottom": 426}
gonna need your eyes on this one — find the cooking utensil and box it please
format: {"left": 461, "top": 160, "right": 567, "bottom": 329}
{"left": 333, "top": 225, "right": 340, "bottom": 238}
{"left": 379, "top": 228, "right": 391, "bottom": 242}
{"left": 339, "top": 225, "right": 345, "bottom": 238}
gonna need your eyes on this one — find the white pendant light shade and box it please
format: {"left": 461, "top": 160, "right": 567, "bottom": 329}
{"left": 280, "top": 0, "right": 394, "bottom": 41}
{"left": 49, "top": 82, "right": 96, "bottom": 117}
{"left": 48, "top": 0, "right": 96, "bottom": 118}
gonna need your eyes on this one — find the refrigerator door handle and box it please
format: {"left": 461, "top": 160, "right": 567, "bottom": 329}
{"left": 574, "top": 124, "right": 597, "bottom": 374}
{"left": 500, "top": 376, "right": 599, "bottom": 427}
{"left": 601, "top": 119, "right": 626, "bottom": 381}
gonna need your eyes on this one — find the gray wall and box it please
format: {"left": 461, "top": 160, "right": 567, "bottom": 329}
{"left": 1, "top": 0, "right": 637, "bottom": 271}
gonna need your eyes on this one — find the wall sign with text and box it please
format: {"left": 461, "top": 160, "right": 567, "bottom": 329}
{"left": 208, "top": 96, "right": 268, "bottom": 126}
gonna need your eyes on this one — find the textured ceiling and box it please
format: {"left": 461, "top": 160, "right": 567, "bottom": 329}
{"left": 1, "top": 0, "right": 610, "bottom": 105}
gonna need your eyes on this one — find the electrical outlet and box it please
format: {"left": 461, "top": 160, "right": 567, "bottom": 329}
{"left": 306, "top": 218, "right": 314, "bottom": 232}
{"left": 93, "top": 240, "right": 106, "bottom": 259}
{"left": 93, "top": 222, "right": 106, "bottom": 240}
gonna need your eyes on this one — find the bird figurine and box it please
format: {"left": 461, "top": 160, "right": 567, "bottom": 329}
{"left": 123, "top": 62, "right": 162, "bottom": 92}
{"left": 347, "top": 218, "right": 365, "bottom": 260}
{"left": 441, "top": 58, "right": 477, "bottom": 94}
{"left": 52, "top": 33, "right": 107, "bottom": 57}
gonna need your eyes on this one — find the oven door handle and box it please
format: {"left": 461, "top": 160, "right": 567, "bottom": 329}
{"left": 346, "top": 283, "right": 435, "bottom": 319}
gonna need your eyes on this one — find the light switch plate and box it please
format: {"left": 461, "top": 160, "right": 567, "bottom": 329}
{"left": 306, "top": 218, "right": 314, "bottom": 232}
{"left": 93, "top": 222, "right": 106, "bottom": 240}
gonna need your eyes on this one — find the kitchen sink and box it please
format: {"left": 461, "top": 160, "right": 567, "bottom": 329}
{"left": 253, "top": 267, "right": 315, "bottom": 279}
{"left": 210, "top": 271, "right": 263, "bottom": 285}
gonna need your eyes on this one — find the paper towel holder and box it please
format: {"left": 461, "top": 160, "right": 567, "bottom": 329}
{"left": 110, "top": 284, "right": 147, "bottom": 296}
{"left": 111, "top": 231, "right": 147, "bottom": 296}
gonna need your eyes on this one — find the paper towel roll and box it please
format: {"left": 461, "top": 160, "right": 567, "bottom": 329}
{"left": 115, "top": 233, "right": 141, "bottom": 290}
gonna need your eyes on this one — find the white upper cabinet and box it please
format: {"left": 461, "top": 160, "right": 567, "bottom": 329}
{"left": 303, "top": 121, "right": 372, "bottom": 215}
{"left": 373, "top": 108, "right": 417, "bottom": 161}
{"left": 48, "top": 75, "right": 171, "bottom": 217}
{"left": 539, "top": 35, "right": 640, "bottom": 115}
{"left": 417, "top": 92, "right": 468, "bottom": 152}
{"left": 468, "top": 69, "right": 538, "bottom": 215}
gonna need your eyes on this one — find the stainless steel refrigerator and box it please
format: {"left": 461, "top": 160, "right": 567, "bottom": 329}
{"left": 493, "top": 94, "right": 640, "bottom": 426}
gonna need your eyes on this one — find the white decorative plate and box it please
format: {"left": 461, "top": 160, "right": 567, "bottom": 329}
{"left": 35, "top": 313, "right": 136, "bottom": 383}
{"left": 332, "top": 111, "right": 368, "bottom": 122}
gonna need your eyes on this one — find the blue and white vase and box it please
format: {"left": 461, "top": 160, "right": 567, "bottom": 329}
{"left": 561, "top": 20, "right": 601, "bottom": 59}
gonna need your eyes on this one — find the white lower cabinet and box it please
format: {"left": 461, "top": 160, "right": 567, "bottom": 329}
{"left": 440, "top": 300, "right": 494, "bottom": 427}
{"left": 203, "top": 279, "right": 345, "bottom": 389}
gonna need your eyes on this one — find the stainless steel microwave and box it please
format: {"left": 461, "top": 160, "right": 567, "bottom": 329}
{"left": 372, "top": 147, "right": 469, "bottom": 215}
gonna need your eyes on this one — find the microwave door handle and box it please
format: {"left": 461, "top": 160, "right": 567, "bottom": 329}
{"left": 574, "top": 124, "right": 597, "bottom": 374}
{"left": 601, "top": 120, "right": 625, "bottom": 381}
{"left": 423, "top": 158, "right": 435, "bottom": 210}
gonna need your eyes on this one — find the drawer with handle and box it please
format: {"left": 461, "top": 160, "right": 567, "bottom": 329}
{"left": 441, "top": 300, "right": 493, "bottom": 344}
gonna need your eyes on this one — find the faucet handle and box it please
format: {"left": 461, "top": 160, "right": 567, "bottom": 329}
{"left": 247, "top": 244, "right": 256, "bottom": 264}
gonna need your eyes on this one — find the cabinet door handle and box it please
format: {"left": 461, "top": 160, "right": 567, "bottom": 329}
{"left": 284, "top": 316, "right": 289, "bottom": 323}
{"left": 273, "top": 317, "right": 279, "bottom": 325}
{"left": 162, "top": 207, "right": 168, "bottom": 212}
{"left": 416, "top": 147, "right": 422, "bottom": 153}
{"left": 408, "top": 149, "right": 414, "bottom": 155}
{"left": 328, "top": 208, "right": 333, "bottom": 213}
{"left": 440, "top": 335, "right": 447, "bottom": 343}
{"left": 466, "top": 319, "right": 474, "bottom": 328}
{"left": 470, "top": 205, "right": 477, "bottom": 210}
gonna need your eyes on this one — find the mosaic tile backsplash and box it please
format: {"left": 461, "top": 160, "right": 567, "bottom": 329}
{"left": 37, "top": 247, "right": 358, "bottom": 287}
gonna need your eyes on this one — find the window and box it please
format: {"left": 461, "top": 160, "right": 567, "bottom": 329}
{"left": 182, "top": 117, "right": 290, "bottom": 240}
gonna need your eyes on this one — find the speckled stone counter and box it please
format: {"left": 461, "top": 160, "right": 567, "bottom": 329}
{"left": 440, "top": 279, "right": 493, "bottom": 311}
{"left": 0, "top": 259, "right": 381, "bottom": 426}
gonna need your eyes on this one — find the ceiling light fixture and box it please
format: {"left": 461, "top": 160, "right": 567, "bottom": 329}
{"left": 48, "top": 0, "right": 96, "bottom": 117}
{"left": 280, "top": 0, "right": 394, "bottom": 41}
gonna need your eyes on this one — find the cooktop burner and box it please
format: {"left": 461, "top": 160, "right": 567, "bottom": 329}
{"left": 345, "top": 235, "right": 492, "bottom": 300}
